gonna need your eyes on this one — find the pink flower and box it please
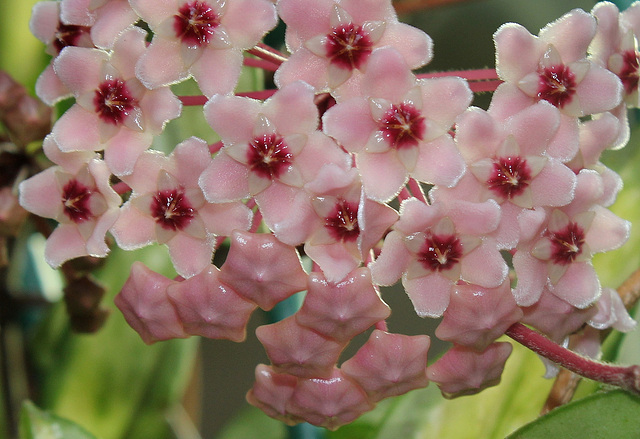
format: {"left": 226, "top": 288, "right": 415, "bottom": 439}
{"left": 18, "top": 135, "right": 120, "bottom": 268}
{"left": 30, "top": 1, "right": 93, "bottom": 105}
{"left": 199, "top": 81, "right": 350, "bottom": 245}
{"left": 60, "top": 0, "right": 138, "bottom": 49}
{"left": 303, "top": 165, "right": 398, "bottom": 282}
{"left": 130, "top": 0, "right": 277, "bottom": 96}
{"left": 246, "top": 365, "right": 301, "bottom": 426}
{"left": 111, "top": 137, "right": 252, "bottom": 278}
{"left": 51, "top": 27, "right": 182, "bottom": 176}
{"left": 513, "top": 170, "right": 630, "bottom": 307}
{"left": 494, "top": 8, "right": 622, "bottom": 117}
{"left": 591, "top": 1, "right": 640, "bottom": 106}
{"left": 431, "top": 102, "right": 576, "bottom": 248}
{"left": 370, "top": 197, "right": 507, "bottom": 317}
{"left": 323, "top": 47, "right": 470, "bottom": 202}
{"left": 588, "top": 287, "right": 637, "bottom": 332}
{"left": 275, "top": 0, "right": 432, "bottom": 97}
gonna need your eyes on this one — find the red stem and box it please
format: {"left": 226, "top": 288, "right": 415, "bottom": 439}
{"left": 506, "top": 323, "right": 640, "bottom": 395}
{"left": 244, "top": 57, "right": 280, "bottom": 72}
{"left": 247, "top": 45, "right": 287, "bottom": 67}
{"left": 418, "top": 68, "right": 499, "bottom": 81}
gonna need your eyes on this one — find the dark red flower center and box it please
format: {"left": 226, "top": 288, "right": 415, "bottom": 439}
{"left": 93, "top": 79, "right": 138, "bottom": 126}
{"left": 325, "top": 22, "right": 373, "bottom": 70}
{"left": 53, "top": 23, "right": 91, "bottom": 54}
{"left": 378, "top": 102, "right": 426, "bottom": 149}
{"left": 151, "top": 189, "right": 195, "bottom": 231}
{"left": 62, "top": 179, "right": 93, "bottom": 223}
{"left": 247, "top": 133, "right": 293, "bottom": 179}
{"left": 618, "top": 50, "right": 640, "bottom": 95}
{"left": 486, "top": 156, "right": 532, "bottom": 199}
{"left": 418, "top": 233, "right": 463, "bottom": 272}
{"left": 537, "top": 64, "right": 577, "bottom": 108}
{"left": 548, "top": 222, "right": 585, "bottom": 265}
{"left": 174, "top": 1, "right": 220, "bottom": 47}
{"left": 324, "top": 198, "right": 360, "bottom": 242}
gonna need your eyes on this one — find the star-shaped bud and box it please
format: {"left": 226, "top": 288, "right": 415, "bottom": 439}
{"left": 296, "top": 268, "right": 390, "bottom": 342}
{"left": 436, "top": 280, "right": 523, "bottom": 351}
{"left": 285, "top": 368, "right": 374, "bottom": 430}
{"left": 341, "top": 329, "right": 430, "bottom": 402}
{"left": 427, "top": 342, "right": 512, "bottom": 398}
{"left": 166, "top": 264, "right": 257, "bottom": 341}
{"left": 246, "top": 364, "right": 301, "bottom": 426}
{"left": 114, "top": 262, "right": 187, "bottom": 344}
{"left": 256, "top": 316, "right": 345, "bottom": 378}
{"left": 218, "top": 231, "right": 308, "bottom": 310}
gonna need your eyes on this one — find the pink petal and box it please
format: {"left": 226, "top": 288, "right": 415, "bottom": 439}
{"left": 304, "top": 241, "right": 360, "bottom": 283}
{"left": 357, "top": 150, "right": 408, "bottom": 202}
{"left": 460, "top": 239, "right": 508, "bottom": 288}
{"left": 413, "top": 135, "right": 465, "bottom": 188}
{"left": 199, "top": 152, "right": 250, "bottom": 203}
{"left": 36, "top": 64, "right": 72, "bottom": 106}
{"left": 129, "top": 0, "right": 175, "bottom": 27}
{"left": 376, "top": 22, "right": 433, "bottom": 69}
{"left": 322, "top": 98, "right": 377, "bottom": 152}
{"left": 246, "top": 365, "right": 300, "bottom": 425}
{"left": 103, "top": 128, "right": 153, "bottom": 176}
{"left": 529, "top": 159, "right": 577, "bottom": 206}
{"left": 53, "top": 46, "right": 106, "bottom": 95}
{"left": 539, "top": 9, "right": 596, "bottom": 63}
{"left": 455, "top": 107, "right": 501, "bottom": 163}
{"left": 191, "top": 48, "right": 244, "bottom": 97}
{"left": 369, "top": 230, "right": 411, "bottom": 286}
{"left": 575, "top": 64, "right": 623, "bottom": 115}
{"left": 550, "top": 262, "right": 601, "bottom": 309}
{"left": 110, "top": 202, "right": 156, "bottom": 249}
{"left": 52, "top": 105, "right": 100, "bottom": 152}
{"left": 45, "top": 224, "right": 92, "bottom": 267}
{"left": 204, "top": 94, "right": 262, "bottom": 144}
{"left": 254, "top": 183, "right": 316, "bottom": 245}
{"left": 361, "top": 47, "right": 415, "bottom": 102}
{"left": 274, "top": 49, "right": 329, "bottom": 91}
{"left": 18, "top": 167, "right": 63, "bottom": 219}
{"left": 166, "top": 233, "right": 214, "bottom": 278}
{"left": 109, "top": 27, "right": 147, "bottom": 78}
{"left": 264, "top": 81, "right": 318, "bottom": 136}
{"left": 135, "top": 39, "right": 189, "bottom": 89}
{"left": 90, "top": 0, "right": 139, "bottom": 49}
{"left": 506, "top": 101, "right": 560, "bottom": 156}
{"left": 222, "top": 0, "right": 277, "bottom": 48}
{"left": 585, "top": 205, "right": 630, "bottom": 253}
{"left": 494, "top": 23, "right": 542, "bottom": 83}
{"left": 512, "top": 250, "right": 548, "bottom": 306}
{"left": 30, "top": 1, "right": 61, "bottom": 43}
{"left": 403, "top": 272, "right": 452, "bottom": 318}
{"left": 198, "top": 201, "right": 253, "bottom": 236}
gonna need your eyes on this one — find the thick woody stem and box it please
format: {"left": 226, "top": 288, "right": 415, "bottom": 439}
{"left": 506, "top": 322, "right": 640, "bottom": 395}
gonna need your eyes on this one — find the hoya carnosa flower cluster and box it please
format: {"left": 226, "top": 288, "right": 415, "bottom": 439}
{"left": 19, "top": 0, "right": 639, "bottom": 429}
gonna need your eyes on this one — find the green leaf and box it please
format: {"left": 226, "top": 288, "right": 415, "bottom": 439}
{"left": 216, "top": 405, "right": 286, "bottom": 439}
{"left": 28, "top": 246, "right": 198, "bottom": 439}
{"left": 19, "top": 400, "right": 97, "bottom": 439}
{"left": 506, "top": 390, "right": 640, "bottom": 439}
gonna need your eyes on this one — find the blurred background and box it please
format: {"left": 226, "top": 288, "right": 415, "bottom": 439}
{"left": 2, "top": 1, "right": 639, "bottom": 438}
